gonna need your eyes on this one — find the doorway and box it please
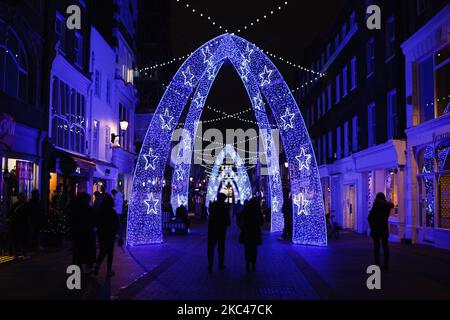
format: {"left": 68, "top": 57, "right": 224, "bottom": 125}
{"left": 344, "top": 184, "right": 356, "bottom": 230}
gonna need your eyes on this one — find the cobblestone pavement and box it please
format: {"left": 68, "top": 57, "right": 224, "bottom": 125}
{"left": 1, "top": 220, "right": 450, "bottom": 300}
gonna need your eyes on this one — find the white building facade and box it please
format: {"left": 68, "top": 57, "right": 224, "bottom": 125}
{"left": 401, "top": 4, "right": 450, "bottom": 250}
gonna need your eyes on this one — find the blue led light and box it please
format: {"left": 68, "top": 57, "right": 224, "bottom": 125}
{"left": 127, "top": 34, "right": 327, "bottom": 246}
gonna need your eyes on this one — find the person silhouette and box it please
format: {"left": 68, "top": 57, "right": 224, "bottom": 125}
{"left": 280, "top": 192, "right": 293, "bottom": 241}
{"left": 94, "top": 194, "right": 119, "bottom": 277}
{"left": 238, "top": 197, "right": 264, "bottom": 272}
{"left": 207, "top": 193, "right": 230, "bottom": 273}
{"left": 368, "top": 192, "right": 394, "bottom": 271}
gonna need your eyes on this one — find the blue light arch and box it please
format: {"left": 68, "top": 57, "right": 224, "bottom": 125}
{"left": 127, "top": 34, "right": 327, "bottom": 246}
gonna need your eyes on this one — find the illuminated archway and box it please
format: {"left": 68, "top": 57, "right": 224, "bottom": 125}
{"left": 127, "top": 34, "right": 327, "bottom": 246}
{"left": 205, "top": 145, "right": 252, "bottom": 207}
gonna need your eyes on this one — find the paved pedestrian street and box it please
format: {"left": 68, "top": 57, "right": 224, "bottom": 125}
{"left": 1, "top": 221, "right": 450, "bottom": 300}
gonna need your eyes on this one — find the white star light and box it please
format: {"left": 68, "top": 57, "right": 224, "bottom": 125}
{"left": 143, "top": 148, "right": 158, "bottom": 170}
{"left": 280, "top": 107, "right": 295, "bottom": 130}
{"left": 241, "top": 44, "right": 253, "bottom": 64}
{"left": 272, "top": 196, "right": 279, "bottom": 213}
{"left": 293, "top": 193, "right": 310, "bottom": 216}
{"left": 207, "top": 65, "right": 216, "bottom": 80}
{"left": 296, "top": 147, "right": 312, "bottom": 171}
{"left": 193, "top": 92, "right": 205, "bottom": 109}
{"left": 183, "top": 136, "right": 192, "bottom": 150}
{"left": 202, "top": 46, "right": 213, "bottom": 65}
{"left": 177, "top": 194, "right": 188, "bottom": 207}
{"left": 253, "top": 93, "right": 264, "bottom": 111}
{"left": 259, "top": 65, "right": 273, "bottom": 87}
{"left": 160, "top": 108, "right": 173, "bottom": 130}
{"left": 240, "top": 62, "right": 250, "bottom": 82}
{"left": 144, "top": 192, "right": 159, "bottom": 215}
{"left": 175, "top": 168, "right": 185, "bottom": 181}
{"left": 182, "top": 66, "right": 195, "bottom": 86}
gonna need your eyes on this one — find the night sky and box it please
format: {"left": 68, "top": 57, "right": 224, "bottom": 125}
{"left": 164, "top": 0, "right": 344, "bottom": 133}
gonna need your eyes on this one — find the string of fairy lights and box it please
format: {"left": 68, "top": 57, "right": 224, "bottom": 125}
{"left": 175, "top": 0, "right": 289, "bottom": 35}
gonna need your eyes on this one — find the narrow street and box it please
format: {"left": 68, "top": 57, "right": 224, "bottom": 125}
{"left": 2, "top": 221, "right": 450, "bottom": 300}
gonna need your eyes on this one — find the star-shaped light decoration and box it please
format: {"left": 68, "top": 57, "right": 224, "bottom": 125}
{"left": 160, "top": 108, "right": 173, "bottom": 130}
{"left": 293, "top": 192, "right": 310, "bottom": 216}
{"left": 253, "top": 93, "right": 264, "bottom": 111}
{"left": 202, "top": 46, "right": 213, "bottom": 66}
{"left": 182, "top": 66, "right": 195, "bottom": 87}
{"left": 272, "top": 196, "right": 279, "bottom": 213}
{"left": 144, "top": 192, "right": 159, "bottom": 215}
{"left": 296, "top": 147, "right": 312, "bottom": 171}
{"left": 240, "top": 62, "right": 250, "bottom": 82}
{"left": 241, "top": 43, "right": 253, "bottom": 64}
{"left": 259, "top": 65, "right": 273, "bottom": 87}
{"left": 183, "top": 136, "right": 192, "bottom": 150}
{"left": 175, "top": 168, "right": 185, "bottom": 181}
{"left": 280, "top": 107, "right": 295, "bottom": 130}
{"left": 268, "top": 165, "right": 280, "bottom": 182}
{"left": 207, "top": 65, "right": 217, "bottom": 81}
{"left": 177, "top": 194, "right": 188, "bottom": 207}
{"left": 193, "top": 92, "right": 205, "bottom": 109}
{"left": 143, "top": 148, "right": 158, "bottom": 170}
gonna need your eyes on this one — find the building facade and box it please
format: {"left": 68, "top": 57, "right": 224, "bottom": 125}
{"left": 298, "top": 0, "right": 448, "bottom": 248}
{"left": 401, "top": 3, "right": 450, "bottom": 249}
{"left": 0, "top": 0, "right": 47, "bottom": 222}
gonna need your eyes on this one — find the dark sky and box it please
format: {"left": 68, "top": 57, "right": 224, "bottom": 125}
{"left": 163, "top": 0, "right": 344, "bottom": 134}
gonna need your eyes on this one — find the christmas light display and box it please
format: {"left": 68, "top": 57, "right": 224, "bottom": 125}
{"left": 127, "top": 33, "right": 327, "bottom": 246}
{"left": 205, "top": 145, "right": 252, "bottom": 208}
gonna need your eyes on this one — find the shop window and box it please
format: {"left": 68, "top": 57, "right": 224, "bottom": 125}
{"left": 438, "top": 145, "right": 450, "bottom": 229}
{"left": 386, "top": 169, "right": 398, "bottom": 216}
{"left": 418, "top": 146, "right": 435, "bottom": 228}
{"left": 0, "top": 20, "right": 28, "bottom": 101}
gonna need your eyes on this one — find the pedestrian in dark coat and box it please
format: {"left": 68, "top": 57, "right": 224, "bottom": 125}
{"left": 27, "top": 189, "right": 45, "bottom": 250}
{"left": 207, "top": 193, "right": 230, "bottom": 273}
{"left": 281, "top": 194, "right": 293, "bottom": 241}
{"left": 69, "top": 192, "right": 96, "bottom": 271}
{"left": 238, "top": 197, "right": 264, "bottom": 272}
{"left": 368, "top": 192, "right": 394, "bottom": 271}
{"left": 94, "top": 194, "right": 119, "bottom": 277}
{"left": 7, "top": 192, "right": 29, "bottom": 258}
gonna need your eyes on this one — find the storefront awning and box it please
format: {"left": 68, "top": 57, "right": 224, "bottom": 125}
{"left": 93, "top": 162, "right": 119, "bottom": 181}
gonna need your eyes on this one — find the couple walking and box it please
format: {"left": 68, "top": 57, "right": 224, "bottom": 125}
{"left": 207, "top": 193, "right": 263, "bottom": 273}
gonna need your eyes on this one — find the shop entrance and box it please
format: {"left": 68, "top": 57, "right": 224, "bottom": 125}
{"left": 343, "top": 184, "right": 356, "bottom": 230}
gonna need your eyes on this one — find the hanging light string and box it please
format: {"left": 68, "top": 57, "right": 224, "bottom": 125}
{"left": 175, "top": 0, "right": 289, "bottom": 35}
{"left": 139, "top": 45, "right": 323, "bottom": 77}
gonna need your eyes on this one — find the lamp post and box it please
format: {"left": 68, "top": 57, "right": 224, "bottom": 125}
{"left": 111, "top": 119, "right": 129, "bottom": 146}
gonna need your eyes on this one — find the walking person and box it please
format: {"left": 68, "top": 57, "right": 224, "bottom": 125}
{"left": 69, "top": 193, "right": 96, "bottom": 273}
{"left": 27, "top": 190, "right": 45, "bottom": 251}
{"left": 280, "top": 192, "right": 293, "bottom": 241}
{"left": 368, "top": 192, "right": 394, "bottom": 271}
{"left": 238, "top": 197, "right": 264, "bottom": 272}
{"left": 94, "top": 194, "right": 119, "bottom": 277}
{"left": 7, "top": 192, "right": 29, "bottom": 258}
{"left": 207, "top": 193, "right": 230, "bottom": 273}
{"left": 111, "top": 189, "right": 124, "bottom": 246}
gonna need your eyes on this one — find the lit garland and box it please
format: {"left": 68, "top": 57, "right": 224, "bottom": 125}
{"left": 175, "top": 0, "right": 289, "bottom": 35}
{"left": 127, "top": 33, "right": 327, "bottom": 246}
